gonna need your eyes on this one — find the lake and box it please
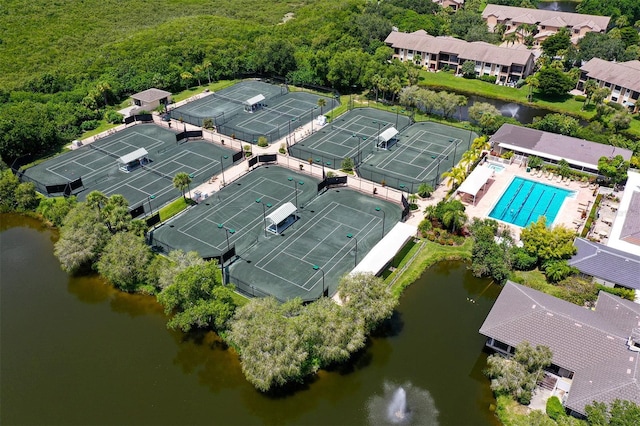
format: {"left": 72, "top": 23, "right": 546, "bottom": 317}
{"left": 0, "top": 214, "right": 501, "bottom": 425}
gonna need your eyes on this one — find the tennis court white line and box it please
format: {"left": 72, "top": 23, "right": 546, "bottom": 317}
{"left": 254, "top": 202, "right": 379, "bottom": 290}
{"left": 179, "top": 177, "right": 293, "bottom": 231}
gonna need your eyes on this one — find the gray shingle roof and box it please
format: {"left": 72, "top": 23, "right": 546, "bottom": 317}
{"left": 384, "top": 30, "right": 534, "bottom": 68}
{"left": 479, "top": 282, "right": 640, "bottom": 415}
{"left": 581, "top": 58, "right": 640, "bottom": 94}
{"left": 482, "top": 4, "right": 611, "bottom": 31}
{"left": 569, "top": 238, "right": 640, "bottom": 290}
{"left": 132, "top": 88, "right": 172, "bottom": 103}
{"left": 621, "top": 192, "right": 640, "bottom": 246}
{"left": 490, "top": 124, "right": 633, "bottom": 170}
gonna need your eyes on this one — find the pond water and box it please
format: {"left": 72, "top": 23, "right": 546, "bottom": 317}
{"left": 1, "top": 214, "right": 501, "bottom": 425}
{"left": 463, "top": 95, "right": 550, "bottom": 124}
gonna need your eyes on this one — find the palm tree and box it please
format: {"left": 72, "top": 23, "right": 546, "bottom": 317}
{"left": 202, "top": 59, "right": 212, "bottom": 84}
{"left": 503, "top": 33, "right": 518, "bottom": 47}
{"left": 86, "top": 190, "right": 107, "bottom": 217}
{"left": 193, "top": 65, "right": 203, "bottom": 86}
{"left": 317, "top": 98, "right": 326, "bottom": 116}
{"left": 442, "top": 165, "right": 466, "bottom": 189}
{"left": 180, "top": 72, "right": 193, "bottom": 90}
{"left": 461, "top": 150, "right": 480, "bottom": 171}
{"left": 471, "top": 136, "right": 490, "bottom": 152}
{"left": 95, "top": 81, "right": 112, "bottom": 106}
{"left": 442, "top": 208, "right": 467, "bottom": 233}
{"left": 370, "top": 74, "right": 381, "bottom": 102}
{"left": 582, "top": 79, "right": 598, "bottom": 107}
{"left": 173, "top": 172, "right": 192, "bottom": 200}
{"left": 417, "top": 183, "right": 433, "bottom": 198}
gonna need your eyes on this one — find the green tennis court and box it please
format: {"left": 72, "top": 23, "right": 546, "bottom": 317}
{"left": 357, "top": 122, "right": 477, "bottom": 192}
{"left": 23, "top": 124, "right": 238, "bottom": 213}
{"left": 217, "top": 91, "right": 333, "bottom": 144}
{"left": 149, "top": 166, "right": 401, "bottom": 301}
{"left": 169, "top": 80, "right": 286, "bottom": 127}
{"left": 288, "top": 107, "right": 411, "bottom": 171}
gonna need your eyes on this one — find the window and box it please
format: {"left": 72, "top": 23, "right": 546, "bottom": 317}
{"left": 541, "top": 25, "right": 545, "bottom": 29}
{"left": 612, "top": 97, "right": 618, "bottom": 102}
{"left": 574, "top": 29, "right": 579, "bottom": 34}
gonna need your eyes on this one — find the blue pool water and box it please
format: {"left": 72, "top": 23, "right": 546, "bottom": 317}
{"left": 487, "top": 163, "right": 505, "bottom": 173}
{"left": 489, "top": 177, "right": 574, "bottom": 227}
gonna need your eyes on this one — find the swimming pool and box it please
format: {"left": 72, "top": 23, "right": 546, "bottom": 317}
{"left": 489, "top": 177, "right": 574, "bottom": 227}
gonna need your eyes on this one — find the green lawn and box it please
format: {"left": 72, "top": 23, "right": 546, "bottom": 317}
{"left": 171, "top": 80, "right": 240, "bottom": 103}
{"left": 158, "top": 197, "right": 191, "bottom": 222}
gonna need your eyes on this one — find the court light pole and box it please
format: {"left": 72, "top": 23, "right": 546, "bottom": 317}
{"left": 346, "top": 233, "right": 358, "bottom": 266}
{"left": 220, "top": 155, "right": 229, "bottom": 185}
{"left": 287, "top": 118, "right": 297, "bottom": 146}
{"left": 312, "top": 265, "right": 326, "bottom": 298}
{"left": 218, "top": 223, "right": 235, "bottom": 252}
{"left": 147, "top": 194, "right": 156, "bottom": 216}
{"left": 351, "top": 134, "right": 367, "bottom": 167}
{"left": 375, "top": 207, "right": 386, "bottom": 238}
{"left": 372, "top": 121, "right": 382, "bottom": 151}
{"left": 256, "top": 198, "right": 272, "bottom": 238}
{"left": 288, "top": 177, "right": 298, "bottom": 210}
{"left": 311, "top": 106, "right": 317, "bottom": 134}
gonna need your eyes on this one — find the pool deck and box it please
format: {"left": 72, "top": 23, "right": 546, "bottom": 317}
{"left": 458, "top": 162, "right": 597, "bottom": 240}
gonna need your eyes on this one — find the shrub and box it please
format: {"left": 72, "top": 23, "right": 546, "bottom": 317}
{"left": 341, "top": 157, "right": 354, "bottom": 171}
{"left": 104, "top": 110, "right": 123, "bottom": 124}
{"left": 517, "top": 390, "right": 532, "bottom": 406}
{"left": 527, "top": 155, "right": 543, "bottom": 169}
{"left": 606, "top": 101, "right": 625, "bottom": 111}
{"left": 574, "top": 95, "right": 587, "bottom": 102}
{"left": 546, "top": 396, "right": 565, "bottom": 420}
{"left": 510, "top": 247, "right": 538, "bottom": 271}
{"left": 279, "top": 143, "right": 286, "bottom": 154}
{"left": 80, "top": 119, "right": 100, "bottom": 131}
{"left": 418, "top": 218, "right": 433, "bottom": 236}
{"left": 516, "top": 79, "right": 525, "bottom": 88}
{"left": 479, "top": 75, "right": 497, "bottom": 84}
{"left": 257, "top": 136, "right": 269, "bottom": 147}
{"left": 417, "top": 183, "right": 433, "bottom": 198}
{"left": 501, "top": 151, "right": 514, "bottom": 159}
{"left": 202, "top": 118, "right": 214, "bottom": 129}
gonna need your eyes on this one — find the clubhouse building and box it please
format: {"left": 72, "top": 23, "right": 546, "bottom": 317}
{"left": 385, "top": 30, "right": 535, "bottom": 84}
{"left": 489, "top": 124, "right": 633, "bottom": 174}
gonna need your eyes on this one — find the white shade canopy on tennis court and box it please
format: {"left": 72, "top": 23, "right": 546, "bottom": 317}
{"left": 245, "top": 94, "right": 265, "bottom": 106}
{"left": 377, "top": 127, "right": 398, "bottom": 149}
{"left": 455, "top": 165, "right": 493, "bottom": 205}
{"left": 117, "top": 148, "right": 148, "bottom": 165}
{"left": 351, "top": 222, "right": 416, "bottom": 276}
{"left": 265, "top": 202, "right": 297, "bottom": 234}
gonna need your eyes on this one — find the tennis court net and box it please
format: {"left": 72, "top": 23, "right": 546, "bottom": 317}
{"left": 393, "top": 141, "right": 453, "bottom": 159}
{"left": 141, "top": 165, "right": 174, "bottom": 181}
{"left": 212, "top": 93, "right": 246, "bottom": 106}
{"left": 330, "top": 124, "right": 380, "bottom": 139}
{"left": 90, "top": 144, "right": 120, "bottom": 159}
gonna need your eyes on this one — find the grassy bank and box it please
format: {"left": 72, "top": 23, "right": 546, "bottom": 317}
{"left": 418, "top": 71, "right": 594, "bottom": 120}
{"left": 387, "top": 238, "right": 473, "bottom": 298}
{"left": 158, "top": 197, "right": 191, "bottom": 222}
